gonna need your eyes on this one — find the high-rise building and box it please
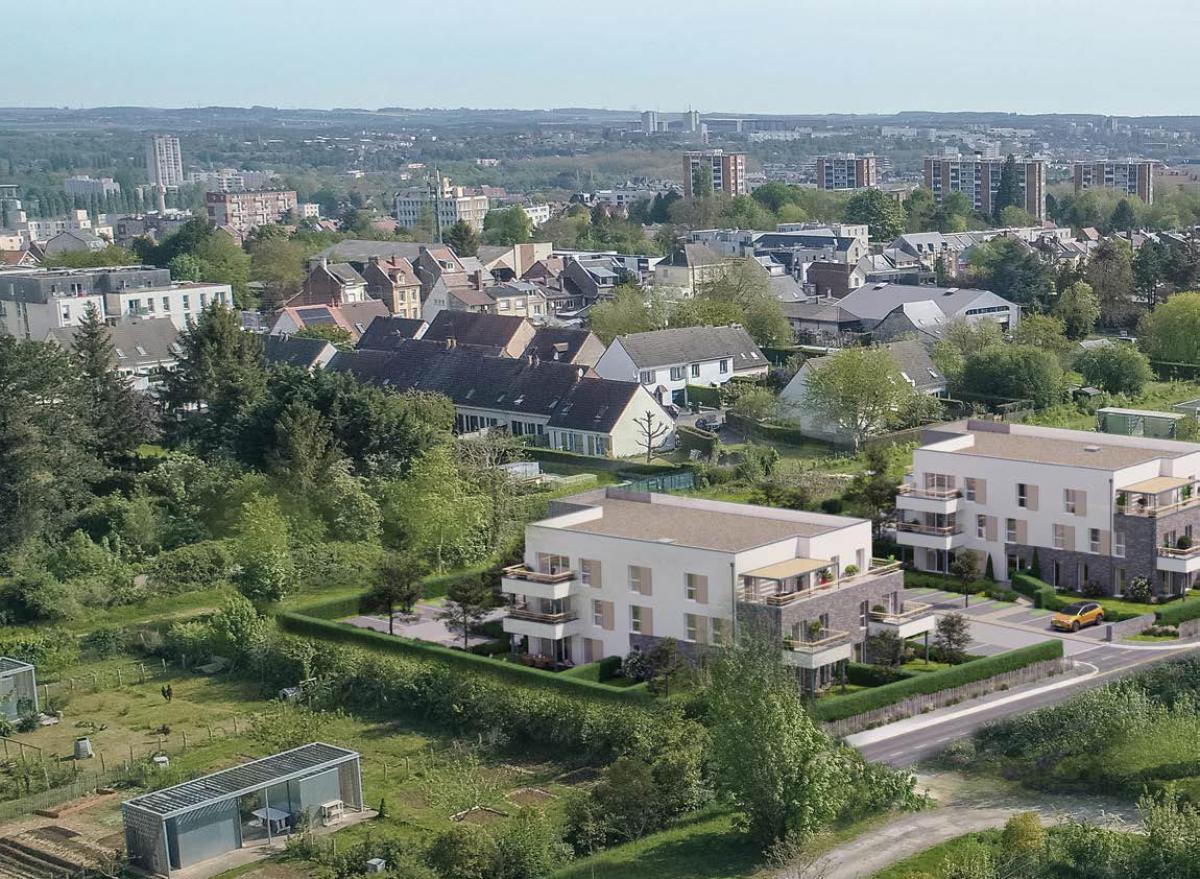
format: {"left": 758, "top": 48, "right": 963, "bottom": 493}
{"left": 640, "top": 110, "right": 659, "bottom": 135}
{"left": 683, "top": 110, "right": 701, "bottom": 133}
{"left": 1073, "top": 160, "right": 1155, "bottom": 204}
{"left": 205, "top": 190, "right": 298, "bottom": 235}
{"left": 682, "top": 150, "right": 747, "bottom": 198}
{"left": 924, "top": 154, "right": 1046, "bottom": 221}
{"left": 816, "top": 154, "right": 878, "bottom": 190}
{"left": 146, "top": 135, "right": 184, "bottom": 189}
{"left": 64, "top": 176, "right": 122, "bottom": 198}
{"left": 394, "top": 176, "right": 490, "bottom": 234}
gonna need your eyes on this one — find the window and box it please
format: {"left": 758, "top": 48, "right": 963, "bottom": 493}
{"left": 639, "top": 370, "right": 655, "bottom": 384}
{"left": 628, "top": 565, "right": 651, "bottom": 594}
{"left": 182, "top": 294, "right": 190, "bottom": 310}
{"left": 1006, "top": 518, "right": 1017, "bottom": 543}
{"left": 965, "top": 478, "right": 976, "bottom": 502}
{"left": 859, "top": 600, "right": 869, "bottom": 628}
{"left": 199, "top": 293, "right": 208, "bottom": 308}
{"left": 1053, "top": 524, "right": 1065, "bottom": 550}
{"left": 1064, "top": 489, "right": 1076, "bottom": 514}
{"left": 976, "top": 515, "right": 986, "bottom": 539}
{"left": 592, "top": 600, "right": 604, "bottom": 627}
{"left": 127, "top": 299, "right": 140, "bottom": 314}
{"left": 685, "top": 614, "right": 698, "bottom": 642}
{"left": 719, "top": 359, "right": 730, "bottom": 374}
{"left": 60, "top": 304, "right": 70, "bottom": 321}
{"left": 1090, "top": 528, "right": 1101, "bottom": 554}
{"left": 630, "top": 606, "right": 643, "bottom": 634}
{"left": 580, "top": 559, "right": 601, "bottom": 588}
{"left": 162, "top": 296, "right": 170, "bottom": 311}
{"left": 1113, "top": 531, "right": 1126, "bottom": 558}
{"left": 685, "top": 573, "right": 707, "bottom": 602}
{"left": 690, "top": 363, "right": 700, "bottom": 378}
{"left": 669, "top": 366, "right": 685, "bottom": 381}
{"left": 1017, "top": 484, "right": 1029, "bottom": 508}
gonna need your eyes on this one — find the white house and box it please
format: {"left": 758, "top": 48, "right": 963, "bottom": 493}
{"left": 594, "top": 325, "right": 769, "bottom": 408}
{"left": 501, "top": 489, "right": 920, "bottom": 689}
{"left": 105, "top": 281, "right": 232, "bottom": 330}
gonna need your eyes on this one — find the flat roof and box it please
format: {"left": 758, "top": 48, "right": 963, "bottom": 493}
{"left": 742, "top": 558, "right": 827, "bottom": 580}
{"left": 1099, "top": 407, "right": 1184, "bottom": 419}
{"left": 561, "top": 496, "right": 838, "bottom": 552}
{"left": 947, "top": 429, "right": 1185, "bottom": 471}
{"left": 123, "top": 742, "right": 357, "bottom": 818}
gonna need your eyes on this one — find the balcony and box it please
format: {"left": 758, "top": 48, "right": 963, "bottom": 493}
{"left": 739, "top": 559, "right": 902, "bottom": 607}
{"left": 501, "top": 565, "right": 579, "bottom": 601}
{"left": 895, "top": 520, "right": 965, "bottom": 551}
{"left": 1116, "top": 478, "right": 1200, "bottom": 518}
{"left": 502, "top": 604, "right": 581, "bottom": 641}
{"left": 896, "top": 484, "right": 962, "bottom": 515}
{"left": 1157, "top": 544, "right": 1200, "bottom": 574}
{"left": 868, "top": 601, "right": 937, "bottom": 639}
{"left": 782, "top": 629, "right": 853, "bottom": 670}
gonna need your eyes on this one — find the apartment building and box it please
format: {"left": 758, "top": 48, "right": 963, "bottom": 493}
{"left": 897, "top": 421, "right": 1200, "bottom": 597}
{"left": 63, "top": 176, "right": 121, "bottom": 198}
{"left": 394, "top": 178, "right": 490, "bottom": 233}
{"left": 682, "top": 150, "right": 747, "bottom": 198}
{"left": 146, "top": 135, "right": 184, "bottom": 189}
{"left": 924, "top": 155, "right": 1046, "bottom": 221}
{"left": 501, "top": 489, "right": 921, "bottom": 689}
{"left": 205, "top": 190, "right": 298, "bottom": 236}
{"left": 6, "top": 209, "right": 112, "bottom": 247}
{"left": 816, "top": 154, "right": 878, "bottom": 190}
{"left": 1074, "top": 160, "right": 1155, "bottom": 204}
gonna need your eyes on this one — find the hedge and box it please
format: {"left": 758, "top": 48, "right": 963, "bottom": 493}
{"left": 810, "top": 640, "right": 1064, "bottom": 723}
{"left": 676, "top": 424, "right": 719, "bottom": 458}
{"left": 561, "top": 655, "right": 624, "bottom": 682}
{"left": 845, "top": 662, "right": 913, "bottom": 687}
{"left": 1150, "top": 360, "right": 1200, "bottom": 381}
{"left": 1155, "top": 600, "right": 1200, "bottom": 627}
{"left": 292, "top": 593, "right": 365, "bottom": 620}
{"left": 1011, "top": 572, "right": 1139, "bottom": 621}
{"left": 276, "top": 612, "right": 649, "bottom": 701}
{"left": 725, "top": 411, "right": 827, "bottom": 448}
{"left": 525, "top": 447, "right": 686, "bottom": 475}
{"left": 685, "top": 384, "right": 722, "bottom": 409}
{"left": 904, "top": 571, "right": 999, "bottom": 594}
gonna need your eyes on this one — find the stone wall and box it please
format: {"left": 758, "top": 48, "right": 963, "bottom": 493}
{"left": 1103, "top": 613, "right": 1157, "bottom": 641}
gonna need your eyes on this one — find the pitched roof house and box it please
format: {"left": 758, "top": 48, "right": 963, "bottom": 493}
{"left": 360, "top": 256, "right": 421, "bottom": 319}
{"left": 836, "top": 283, "right": 1021, "bottom": 343}
{"left": 290, "top": 258, "right": 369, "bottom": 307}
{"left": 268, "top": 300, "right": 390, "bottom": 342}
{"left": 263, "top": 334, "right": 337, "bottom": 371}
{"left": 355, "top": 316, "right": 428, "bottom": 352}
{"left": 45, "top": 316, "right": 179, "bottom": 391}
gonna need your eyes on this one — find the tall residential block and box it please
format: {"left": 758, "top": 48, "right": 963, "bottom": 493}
{"left": 1073, "top": 160, "right": 1155, "bottom": 204}
{"left": 816, "top": 154, "right": 878, "bottom": 190}
{"left": 205, "top": 189, "right": 298, "bottom": 235}
{"left": 145, "top": 135, "right": 184, "bottom": 189}
{"left": 923, "top": 154, "right": 1046, "bottom": 221}
{"left": 682, "top": 149, "right": 747, "bottom": 198}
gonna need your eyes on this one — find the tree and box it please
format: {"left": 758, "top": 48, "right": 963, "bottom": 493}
{"left": 437, "top": 574, "right": 494, "bottom": 651}
{"left": 1054, "top": 280, "right": 1101, "bottom": 340}
{"left": 950, "top": 550, "right": 980, "bottom": 607}
{"left": 71, "top": 302, "right": 153, "bottom": 460}
{"left": 426, "top": 824, "right": 497, "bottom": 879}
{"left": 588, "top": 284, "right": 666, "bottom": 344}
{"left": 482, "top": 207, "right": 532, "bottom": 246}
{"left": 934, "top": 612, "right": 972, "bottom": 664}
{"left": 849, "top": 445, "right": 898, "bottom": 536}
{"left": 726, "top": 384, "right": 779, "bottom": 422}
{"left": 1075, "top": 345, "right": 1153, "bottom": 395}
{"left": 706, "top": 625, "right": 848, "bottom": 848}
{"left": 864, "top": 629, "right": 904, "bottom": 668}
{"left": 932, "top": 318, "right": 1006, "bottom": 381}
{"left": 966, "top": 236, "right": 1052, "bottom": 305}
{"left": 797, "top": 347, "right": 919, "bottom": 449}
{"left": 167, "top": 253, "right": 203, "bottom": 282}
{"left": 1086, "top": 239, "right": 1137, "bottom": 328}
{"left": 645, "top": 637, "right": 685, "bottom": 696}
{"left": 1139, "top": 291, "right": 1200, "bottom": 364}
{"left": 456, "top": 432, "right": 525, "bottom": 551}
{"left": 1133, "top": 238, "right": 1165, "bottom": 308}
{"left": 232, "top": 493, "right": 295, "bottom": 604}
{"left": 0, "top": 336, "right": 102, "bottom": 551}
{"left": 843, "top": 188, "right": 905, "bottom": 241}
{"left": 633, "top": 409, "right": 671, "bottom": 463}
{"left": 1109, "top": 198, "right": 1138, "bottom": 233}
{"left": 248, "top": 236, "right": 308, "bottom": 309}
{"left": 933, "top": 254, "right": 951, "bottom": 286}
{"left": 992, "top": 154, "right": 1022, "bottom": 221}
{"left": 690, "top": 164, "right": 713, "bottom": 199}
{"left": 444, "top": 219, "right": 480, "bottom": 257}
{"left": 693, "top": 260, "right": 791, "bottom": 347}
{"left": 266, "top": 400, "right": 345, "bottom": 486}
{"left": 364, "top": 556, "right": 425, "bottom": 635}
{"left": 957, "top": 345, "right": 1064, "bottom": 408}
{"left": 1011, "top": 313, "right": 1070, "bottom": 355}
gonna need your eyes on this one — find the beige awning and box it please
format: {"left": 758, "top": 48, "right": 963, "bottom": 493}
{"left": 1122, "top": 475, "right": 1191, "bottom": 494}
{"left": 742, "top": 557, "right": 828, "bottom": 581}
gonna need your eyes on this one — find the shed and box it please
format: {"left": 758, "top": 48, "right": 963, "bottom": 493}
{"left": 0, "top": 658, "right": 37, "bottom": 721}
{"left": 1097, "top": 407, "right": 1185, "bottom": 439}
{"left": 122, "top": 742, "right": 363, "bottom": 877}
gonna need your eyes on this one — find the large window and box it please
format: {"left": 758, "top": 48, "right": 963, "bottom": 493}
{"left": 1017, "top": 484, "right": 1029, "bottom": 508}
{"left": 1053, "top": 524, "right": 1065, "bottom": 550}
{"left": 685, "top": 573, "right": 707, "bottom": 602}
{"left": 1090, "top": 528, "right": 1101, "bottom": 554}
{"left": 580, "top": 559, "right": 601, "bottom": 588}
{"left": 1113, "top": 532, "right": 1126, "bottom": 558}
{"left": 669, "top": 366, "right": 685, "bottom": 381}
{"left": 628, "top": 565, "right": 651, "bottom": 595}
{"left": 639, "top": 370, "right": 655, "bottom": 384}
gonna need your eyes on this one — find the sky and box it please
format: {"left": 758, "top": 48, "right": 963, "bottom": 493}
{"left": 8, "top": 0, "right": 1198, "bottom": 117}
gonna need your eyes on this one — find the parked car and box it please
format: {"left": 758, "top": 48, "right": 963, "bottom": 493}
{"left": 695, "top": 414, "right": 724, "bottom": 432}
{"left": 1051, "top": 601, "right": 1105, "bottom": 632}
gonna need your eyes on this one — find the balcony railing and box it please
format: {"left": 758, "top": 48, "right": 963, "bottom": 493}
{"left": 896, "top": 522, "right": 962, "bottom": 536}
{"left": 869, "top": 601, "right": 933, "bottom": 625}
{"left": 740, "top": 559, "right": 902, "bottom": 606}
{"left": 507, "top": 606, "right": 579, "bottom": 624}
{"left": 1118, "top": 494, "right": 1200, "bottom": 518}
{"left": 1159, "top": 544, "right": 1200, "bottom": 560}
{"left": 897, "top": 485, "right": 962, "bottom": 500}
{"left": 502, "top": 564, "right": 577, "bottom": 584}
{"left": 784, "top": 629, "right": 850, "bottom": 654}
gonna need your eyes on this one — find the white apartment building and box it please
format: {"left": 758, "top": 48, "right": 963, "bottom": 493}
{"left": 7, "top": 210, "right": 113, "bottom": 247}
{"left": 395, "top": 178, "right": 490, "bottom": 233}
{"left": 64, "top": 176, "right": 121, "bottom": 198}
{"left": 594, "top": 325, "right": 769, "bottom": 408}
{"left": 105, "top": 281, "right": 232, "bottom": 330}
{"left": 898, "top": 420, "right": 1200, "bottom": 597}
{"left": 146, "top": 135, "right": 184, "bottom": 189}
{"left": 502, "top": 489, "right": 919, "bottom": 689}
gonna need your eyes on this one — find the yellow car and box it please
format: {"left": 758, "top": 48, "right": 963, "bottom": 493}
{"left": 1051, "top": 601, "right": 1105, "bottom": 632}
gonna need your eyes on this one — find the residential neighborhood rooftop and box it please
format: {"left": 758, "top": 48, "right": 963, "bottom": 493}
{"left": 614, "top": 324, "right": 765, "bottom": 370}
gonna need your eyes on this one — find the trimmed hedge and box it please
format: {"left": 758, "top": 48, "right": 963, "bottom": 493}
{"left": 676, "top": 424, "right": 719, "bottom": 458}
{"left": 277, "top": 612, "right": 649, "bottom": 701}
{"left": 1011, "top": 572, "right": 1140, "bottom": 621}
{"left": 293, "top": 593, "right": 365, "bottom": 620}
{"left": 810, "top": 640, "right": 1064, "bottom": 723}
{"left": 420, "top": 565, "right": 497, "bottom": 600}
{"left": 685, "top": 384, "right": 722, "bottom": 408}
{"left": 561, "top": 655, "right": 624, "bottom": 682}
{"left": 1155, "top": 600, "right": 1200, "bottom": 627}
{"left": 725, "top": 411, "right": 826, "bottom": 448}
{"left": 845, "top": 662, "right": 913, "bottom": 687}
{"left": 525, "top": 447, "right": 685, "bottom": 475}
{"left": 904, "top": 570, "right": 999, "bottom": 595}
{"left": 1150, "top": 360, "right": 1200, "bottom": 381}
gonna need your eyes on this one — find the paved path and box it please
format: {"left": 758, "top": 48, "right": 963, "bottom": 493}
{"left": 804, "top": 773, "right": 1137, "bottom": 879}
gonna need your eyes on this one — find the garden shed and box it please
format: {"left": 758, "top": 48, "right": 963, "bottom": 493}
{"left": 122, "top": 742, "right": 362, "bottom": 877}
{"left": 0, "top": 658, "right": 38, "bottom": 721}
{"left": 1097, "top": 407, "right": 1184, "bottom": 439}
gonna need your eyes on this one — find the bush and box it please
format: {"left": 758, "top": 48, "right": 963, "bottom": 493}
{"left": 148, "top": 541, "right": 233, "bottom": 593}
{"left": 1126, "top": 576, "right": 1154, "bottom": 605}
{"left": 292, "top": 542, "right": 386, "bottom": 593}
{"left": 810, "top": 641, "right": 1064, "bottom": 723}
{"left": 845, "top": 662, "right": 912, "bottom": 687}
{"left": 1155, "top": 600, "right": 1200, "bottom": 627}
{"left": 820, "top": 498, "right": 844, "bottom": 515}
{"left": 82, "top": 627, "right": 127, "bottom": 658}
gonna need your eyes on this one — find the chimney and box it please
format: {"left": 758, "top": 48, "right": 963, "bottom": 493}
{"left": 473, "top": 269, "right": 484, "bottom": 291}
{"left": 368, "top": 255, "right": 380, "bottom": 266}
{"left": 575, "top": 367, "right": 585, "bottom": 382}
{"left": 445, "top": 337, "right": 456, "bottom": 349}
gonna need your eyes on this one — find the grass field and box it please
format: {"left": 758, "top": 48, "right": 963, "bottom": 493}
{"left": 1024, "top": 380, "right": 1200, "bottom": 432}
{"left": 870, "top": 830, "right": 1000, "bottom": 879}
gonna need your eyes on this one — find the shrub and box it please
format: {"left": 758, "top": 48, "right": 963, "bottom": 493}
{"left": 148, "top": 541, "right": 233, "bottom": 593}
{"left": 292, "top": 542, "right": 386, "bottom": 592}
{"left": 82, "top": 627, "right": 127, "bottom": 658}
{"left": 820, "top": 498, "right": 844, "bottom": 515}
{"left": 1126, "top": 577, "right": 1154, "bottom": 605}
{"left": 811, "top": 641, "right": 1064, "bottom": 723}
{"left": 843, "top": 564, "right": 860, "bottom": 577}
{"left": 1155, "top": 601, "right": 1200, "bottom": 627}
{"left": 1082, "top": 579, "right": 1107, "bottom": 598}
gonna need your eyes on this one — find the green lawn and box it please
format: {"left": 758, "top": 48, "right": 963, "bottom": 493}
{"left": 1051, "top": 589, "right": 1200, "bottom": 619}
{"left": 1024, "top": 380, "right": 1200, "bottom": 432}
{"left": 1126, "top": 632, "right": 1180, "bottom": 642}
{"left": 870, "top": 830, "right": 1000, "bottom": 879}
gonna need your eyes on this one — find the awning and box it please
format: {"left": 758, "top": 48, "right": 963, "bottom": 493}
{"left": 741, "top": 557, "right": 828, "bottom": 581}
{"left": 1122, "top": 476, "right": 1191, "bottom": 494}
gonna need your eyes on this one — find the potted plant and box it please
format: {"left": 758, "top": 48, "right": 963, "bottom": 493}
{"left": 844, "top": 564, "right": 860, "bottom": 577}
{"left": 1116, "top": 491, "right": 1128, "bottom": 509}
{"left": 807, "top": 621, "right": 824, "bottom": 641}
{"left": 818, "top": 568, "right": 833, "bottom": 585}
{"left": 1179, "top": 535, "right": 1193, "bottom": 551}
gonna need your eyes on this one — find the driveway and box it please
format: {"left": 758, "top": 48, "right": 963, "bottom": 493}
{"left": 346, "top": 601, "right": 506, "bottom": 650}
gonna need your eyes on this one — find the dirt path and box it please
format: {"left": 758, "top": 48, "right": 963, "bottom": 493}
{"left": 798, "top": 772, "right": 1139, "bottom": 879}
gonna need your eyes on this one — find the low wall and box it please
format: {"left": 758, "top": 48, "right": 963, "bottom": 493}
{"left": 1179, "top": 618, "right": 1200, "bottom": 638}
{"left": 820, "top": 657, "right": 1070, "bottom": 738}
{"left": 1104, "top": 613, "right": 1157, "bottom": 642}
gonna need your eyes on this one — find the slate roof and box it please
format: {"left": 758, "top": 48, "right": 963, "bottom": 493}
{"left": 837, "top": 283, "right": 1004, "bottom": 323}
{"left": 422, "top": 311, "right": 525, "bottom": 353}
{"left": 263, "top": 334, "right": 334, "bottom": 370}
{"left": 355, "top": 316, "right": 427, "bottom": 351}
{"left": 886, "top": 340, "right": 944, "bottom": 393}
{"left": 330, "top": 341, "right": 642, "bottom": 434}
{"left": 615, "top": 325, "right": 766, "bottom": 371}
{"left": 665, "top": 243, "right": 724, "bottom": 267}
{"left": 316, "top": 240, "right": 429, "bottom": 263}
{"left": 523, "top": 327, "right": 598, "bottom": 364}
{"left": 46, "top": 316, "right": 178, "bottom": 369}
{"left": 753, "top": 232, "right": 856, "bottom": 252}
{"left": 779, "top": 300, "right": 851, "bottom": 324}
{"left": 324, "top": 262, "right": 367, "bottom": 287}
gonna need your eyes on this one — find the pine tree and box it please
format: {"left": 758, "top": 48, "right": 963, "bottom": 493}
{"left": 71, "top": 303, "right": 151, "bottom": 460}
{"left": 992, "top": 154, "right": 1022, "bottom": 222}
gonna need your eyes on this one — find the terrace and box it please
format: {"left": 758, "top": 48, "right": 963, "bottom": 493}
{"left": 1117, "top": 476, "right": 1200, "bottom": 518}
{"left": 738, "top": 559, "right": 902, "bottom": 607}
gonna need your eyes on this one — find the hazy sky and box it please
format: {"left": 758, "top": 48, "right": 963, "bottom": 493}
{"left": 9, "top": 0, "right": 1197, "bottom": 116}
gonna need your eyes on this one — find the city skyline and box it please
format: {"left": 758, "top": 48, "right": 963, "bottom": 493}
{"left": 8, "top": 0, "right": 1198, "bottom": 116}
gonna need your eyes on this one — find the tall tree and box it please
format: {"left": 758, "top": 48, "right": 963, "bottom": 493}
{"left": 482, "top": 207, "right": 532, "bottom": 246}
{"left": 364, "top": 556, "right": 425, "bottom": 635}
{"left": 71, "top": 302, "right": 152, "bottom": 460}
{"left": 267, "top": 400, "right": 345, "bottom": 487}
{"left": 796, "top": 347, "right": 918, "bottom": 449}
{"left": 1109, "top": 198, "right": 1139, "bottom": 233}
{"left": 992, "top": 154, "right": 1022, "bottom": 221}
{"left": 436, "top": 575, "right": 494, "bottom": 651}
{"left": 842, "top": 188, "right": 905, "bottom": 241}
{"left": 1086, "top": 239, "right": 1137, "bottom": 328}
{"left": 1133, "top": 239, "right": 1165, "bottom": 308}
{"left": 444, "top": 219, "right": 480, "bottom": 257}
{"left": 588, "top": 283, "right": 666, "bottom": 344}
{"left": 1054, "top": 280, "right": 1101, "bottom": 340}
{"left": 232, "top": 493, "right": 295, "bottom": 604}
{"left": 1139, "top": 292, "right": 1200, "bottom": 364}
